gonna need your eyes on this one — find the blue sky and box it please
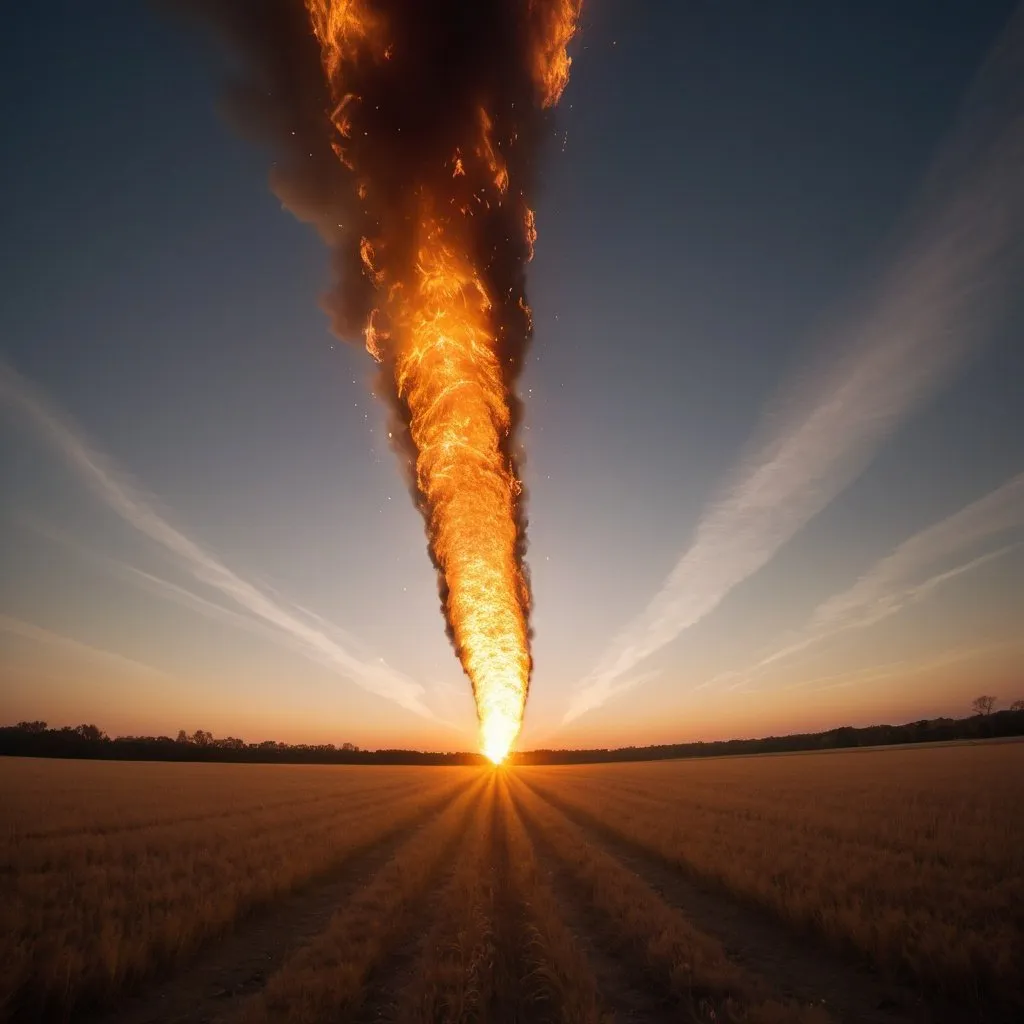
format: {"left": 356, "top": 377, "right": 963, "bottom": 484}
{"left": 1, "top": 1, "right": 1022, "bottom": 751}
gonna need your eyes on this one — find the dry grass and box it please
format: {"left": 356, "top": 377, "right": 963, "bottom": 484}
{"left": 393, "top": 776, "right": 498, "bottom": 1023}
{"left": 522, "top": 741, "right": 1024, "bottom": 1016}
{"left": 386, "top": 774, "right": 605, "bottom": 1024}
{"left": 496, "top": 774, "right": 606, "bottom": 1024}
{"left": 510, "top": 775, "right": 831, "bottom": 1024}
{"left": 0, "top": 758, "right": 474, "bottom": 1019}
{"left": 1, "top": 742, "right": 1019, "bottom": 1023}
{"left": 236, "top": 775, "right": 488, "bottom": 1024}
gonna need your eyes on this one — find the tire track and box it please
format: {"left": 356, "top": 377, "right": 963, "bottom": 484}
{"left": 521, "top": 778, "right": 925, "bottom": 1024}
{"left": 87, "top": 781, "right": 473, "bottom": 1024}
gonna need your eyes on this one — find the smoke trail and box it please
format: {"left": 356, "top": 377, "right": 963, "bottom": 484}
{"left": 184, "top": 1, "right": 580, "bottom": 760}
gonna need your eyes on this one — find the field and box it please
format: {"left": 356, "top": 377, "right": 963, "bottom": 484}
{"left": 1, "top": 743, "right": 1021, "bottom": 1024}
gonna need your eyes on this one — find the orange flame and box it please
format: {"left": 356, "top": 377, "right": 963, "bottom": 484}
{"left": 396, "top": 213, "right": 530, "bottom": 763}
{"left": 304, "top": 0, "right": 579, "bottom": 762}
{"left": 477, "top": 108, "right": 510, "bottom": 195}
{"left": 306, "top": 1, "right": 382, "bottom": 81}
{"left": 529, "top": 0, "right": 583, "bottom": 107}
{"left": 524, "top": 205, "right": 537, "bottom": 262}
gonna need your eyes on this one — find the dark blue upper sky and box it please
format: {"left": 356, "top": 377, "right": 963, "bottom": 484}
{"left": 2, "top": 1, "right": 1022, "bottom": 749}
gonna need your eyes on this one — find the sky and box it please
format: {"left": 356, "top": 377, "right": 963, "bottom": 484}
{"left": 1, "top": 1, "right": 1023, "bottom": 753}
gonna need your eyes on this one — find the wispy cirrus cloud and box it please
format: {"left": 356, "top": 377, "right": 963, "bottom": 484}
{"left": 18, "top": 516, "right": 383, "bottom": 671}
{"left": 0, "top": 361, "right": 434, "bottom": 718}
{"left": 707, "top": 473, "right": 1024, "bottom": 693}
{"left": 0, "top": 613, "right": 175, "bottom": 682}
{"left": 782, "top": 637, "right": 1020, "bottom": 696}
{"left": 566, "top": 9, "right": 1024, "bottom": 723}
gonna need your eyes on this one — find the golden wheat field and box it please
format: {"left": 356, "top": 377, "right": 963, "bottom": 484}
{"left": 1, "top": 742, "right": 1021, "bottom": 1024}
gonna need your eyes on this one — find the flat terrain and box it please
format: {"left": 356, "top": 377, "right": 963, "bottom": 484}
{"left": 1, "top": 743, "right": 1020, "bottom": 1023}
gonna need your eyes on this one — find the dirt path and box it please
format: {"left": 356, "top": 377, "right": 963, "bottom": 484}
{"left": 523, "top": 782, "right": 927, "bottom": 1024}
{"left": 89, "top": 793, "right": 460, "bottom": 1024}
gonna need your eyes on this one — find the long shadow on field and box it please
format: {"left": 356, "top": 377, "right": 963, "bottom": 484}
{"left": 517, "top": 778, "right": 934, "bottom": 1024}
{"left": 350, "top": 782, "right": 497, "bottom": 1024}
{"left": 510, "top": 792, "right": 680, "bottom": 1024}
{"left": 81, "top": 785, "right": 468, "bottom": 1024}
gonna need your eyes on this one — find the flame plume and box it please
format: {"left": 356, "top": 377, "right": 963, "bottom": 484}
{"left": 190, "top": 0, "right": 581, "bottom": 762}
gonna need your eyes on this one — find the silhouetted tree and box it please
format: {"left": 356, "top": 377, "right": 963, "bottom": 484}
{"left": 971, "top": 695, "right": 997, "bottom": 716}
{"left": 5, "top": 708, "right": 1024, "bottom": 767}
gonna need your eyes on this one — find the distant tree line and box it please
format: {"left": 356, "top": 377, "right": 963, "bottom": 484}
{"left": 0, "top": 721, "right": 488, "bottom": 765}
{"left": 2, "top": 696, "right": 1022, "bottom": 765}
{"left": 513, "top": 699, "right": 1024, "bottom": 765}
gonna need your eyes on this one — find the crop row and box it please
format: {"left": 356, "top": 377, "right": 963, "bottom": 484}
{"left": 0, "top": 761, "right": 474, "bottom": 1019}
{"left": 520, "top": 743, "right": 1024, "bottom": 1015}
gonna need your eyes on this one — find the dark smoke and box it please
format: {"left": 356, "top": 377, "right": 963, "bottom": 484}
{"left": 177, "top": 1, "right": 570, "bottom": 654}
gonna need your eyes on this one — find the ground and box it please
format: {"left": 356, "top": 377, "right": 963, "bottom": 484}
{"left": 1, "top": 742, "right": 1021, "bottom": 1023}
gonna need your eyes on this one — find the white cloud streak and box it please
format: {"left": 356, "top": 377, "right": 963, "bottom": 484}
{"left": 0, "top": 614, "right": 175, "bottom": 681}
{"left": 755, "top": 473, "right": 1024, "bottom": 671}
{"left": 781, "top": 637, "right": 1019, "bottom": 697}
{"left": 0, "top": 362, "right": 434, "bottom": 717}
{"left": 18, "top": 517, "right": 389, "bottom": 673}
{"left": 567, "top": 11, "right": 1024, "bottom": 723}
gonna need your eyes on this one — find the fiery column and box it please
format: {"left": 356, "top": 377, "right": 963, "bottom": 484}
{"left": 196, "top": 0, "right": 580, "bottom": 761}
